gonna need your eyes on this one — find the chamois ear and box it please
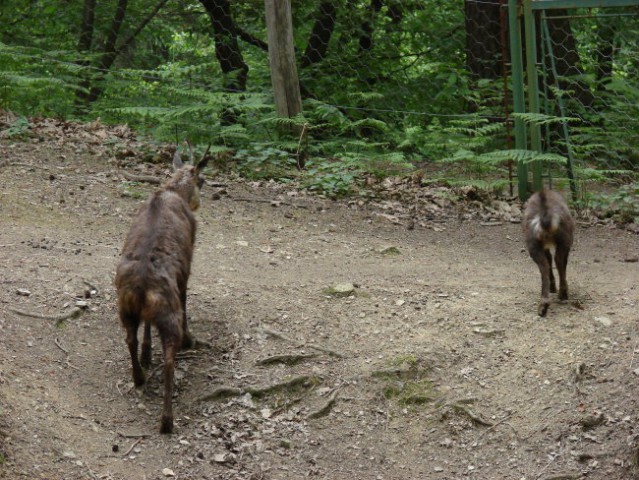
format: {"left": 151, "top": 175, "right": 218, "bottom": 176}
{"left": 172, "top": 148, "right": 184, "bottom": 170}
{"left": 195, "top": 144, "right": 211, "bottom": 173}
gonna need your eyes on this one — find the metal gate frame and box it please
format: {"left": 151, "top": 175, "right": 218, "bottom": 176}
{"left": 508, "top": 0, "right": 639, "bottom": 200}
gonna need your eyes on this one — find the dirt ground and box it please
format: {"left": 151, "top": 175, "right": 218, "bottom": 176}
{"left": 0, "top": 134, "right": 638, "bottom": 480}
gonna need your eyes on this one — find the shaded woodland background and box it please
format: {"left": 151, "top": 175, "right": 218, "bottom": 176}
{"left": 1, "top": 0, "right": 638, "bottom": 218}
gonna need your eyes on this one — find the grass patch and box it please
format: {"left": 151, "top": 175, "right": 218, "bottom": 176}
{"left": 372, "top": 356, "right": 438, "bottom": 406}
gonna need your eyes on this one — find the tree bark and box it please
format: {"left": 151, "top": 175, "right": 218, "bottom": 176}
{"left": 595, "top": 17, "right": 616, "bottom": 87}
{"left": 359, "top": 0, "right": 383, "bottom": 52}
{"left": 464, "top": 0, "right": 502, "bottom": 79}
{"left": 199, "top": 0, "right": 248, "bottom": 92}
{"left": 78, "top": 0, "right": 97, "bottom": 53}
{"left": 76, "top": 0, "right": 171, "bottom": 107}
{"left": 301, "top": 1, "right": 337, "bottom": 69}
{"left": 264, "top": 0, "right": 302, "bottom": 119}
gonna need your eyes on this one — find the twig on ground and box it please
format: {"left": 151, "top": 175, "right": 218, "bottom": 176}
{"left": 296, "top": 123, "right": 308, "bottom": 170}
{"left": 232, "top": 197, "right": 309, "bottom": 209}
{"left": 122, "top": 171, "right": 161, "bottom": 184}
{"left": 118, "top": 431, "right": 151, "bottom": 439}
{"left": 83, "top": 279, "right": 99, "bottom": 295}
{"left": 477, "top": 412, "right": 517, "bottom": 442}
{"left": 54, "top": 337, "right": 80, "bottom": 370}
{"left": 54, "top": 337, "right": 69, "bottom": 354}
{"left": 122, "top": 437, "right": 143, "bottom": 457}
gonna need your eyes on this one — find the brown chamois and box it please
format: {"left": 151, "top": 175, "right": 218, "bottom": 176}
{"left": 523, "top": 189, "right": 575, "bottom": 317}
{"left": 115, "top": 144, "right": 209, "bottom": 434}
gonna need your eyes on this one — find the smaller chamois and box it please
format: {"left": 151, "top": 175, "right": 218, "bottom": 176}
{"left": 115, "top": 144, "right": 209, "bottom": 434}
{"left": 523, "top": 189, "right": 575, "bottom": 317}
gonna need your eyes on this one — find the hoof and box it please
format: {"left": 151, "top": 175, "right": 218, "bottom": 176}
{"left": 538, "top": 302, "right": 549, "bottom": 317}
{"left": 181, "top": 333, "right": 194, "bottom": 350}
{"left": 550, "top": 284, "right": 557, "bottom": 294}
{"left": 140, "top": 351, "right": 152, "bottom": 369}
{"left": 133, "top": 374, "right": 146, "bottom": 387}
{"left": 558, "top": 289, "right": 568, "bottom": 301}
{"left": 160, "top": 416, "right": 174, "bottom": 434}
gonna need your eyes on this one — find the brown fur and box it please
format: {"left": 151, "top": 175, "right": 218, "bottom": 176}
{"left": 115, "top": 151, "right": 208, "bottom": 434}
{"left": 523, "top": 190, "right": 575, "bottom": 317}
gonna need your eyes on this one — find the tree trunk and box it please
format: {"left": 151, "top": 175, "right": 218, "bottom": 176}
{"left": 84, "top": 0, "right": 129, "bottom": 103}
{"left": 464, "top": 0, "right": 502, "bottom": 79}
{"left": 264, "top": 0, "right": 302, "bottom": 119}
{"left": 595, "top": 17, "right": 616, "bottom": 87}
{"left": 301, "top": 1, "right": 337, "bottom": 69}
{"left": 78, "top": 0, "right": 97, "bottom": 52}
{"left": 199, "top": 0, "right": 248, "bottom": 93}
{"left": 75, "top": 0, "right": 169, "bottom": 108}
{"left": 359, "top": 0, "right": 383, "bottom": 52}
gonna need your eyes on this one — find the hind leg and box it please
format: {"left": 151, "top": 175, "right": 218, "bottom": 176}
{"left": 545, "top": 249, "right": 556, "bottom": 293}
{"left": 159, "top": 332, "right": 180, "bottom": 434}
{"left": 179, "top": 288, "right": 193, "bottom": 350}
{"left": 555, "top": 245, "right": 570, "bottom": 301}
{"left": 122, "top": 313, "right": 145, "bottom": 386}
{"left": 140, "top": 321, "right": 152, "bottom": 368}
{"left": 531, "top": 248, "right": 552, "bottom": 317}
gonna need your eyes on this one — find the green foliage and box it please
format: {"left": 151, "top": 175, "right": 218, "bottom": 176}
{"left": 0, "top": 0, "right": 636, "bottom": 200}
{"left": 580, "top": 183, "right": 639, "bottom": 224}
{"left": 234, "top": 145, "right": 298, "bottom": 181}
{"left": 2, "top": 115, "right": 31, "bottom": 138}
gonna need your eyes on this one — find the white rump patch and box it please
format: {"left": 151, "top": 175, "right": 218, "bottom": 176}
{"left": 531, "top": 213, "right": 560, "bottom": 241}
{"left": 530, "top": 216, "right": 542, "bottom": 238}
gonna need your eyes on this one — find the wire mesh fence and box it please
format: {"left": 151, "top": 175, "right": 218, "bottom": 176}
{"left": 0, "top": 0, "right": 637, "bottom": 202}
{"left": 542, "top": 5, "right": 639, "bottom": 186}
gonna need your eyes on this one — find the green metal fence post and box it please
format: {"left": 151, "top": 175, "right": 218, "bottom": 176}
{"left": 523, "top": 0, "right": 543, "bottom": 193}
{"left": 508, "top": 0, "right": 529, "bottom": 200}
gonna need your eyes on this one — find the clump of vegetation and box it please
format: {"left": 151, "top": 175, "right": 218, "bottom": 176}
{"left": 372, "top": 356, "right": 438, "bottom": 407}
{"left": 583, "top": 183, "right": 639, "bottom": 224}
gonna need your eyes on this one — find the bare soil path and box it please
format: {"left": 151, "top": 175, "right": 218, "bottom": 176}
{"left": 0, "top": 138, "right": 638, "bottom": 480}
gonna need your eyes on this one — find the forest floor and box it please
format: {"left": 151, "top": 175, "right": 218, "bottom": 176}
{"left": 0, "top": 121, "right": 638, "bottom": 480}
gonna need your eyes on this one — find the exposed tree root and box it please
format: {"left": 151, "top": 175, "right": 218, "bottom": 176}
{"left": 441, "top": 402, "right": 494, "bottom": 427}
{"left": 306, "top": 343, "right": 344, "bottom": 358}
{"left": 542, "top": 473, "right": 581, "bottom": 480}
{"left": 256, "top": 353, "right": 318, "bottom": 366}
{"left": 198, "top": 375, "right": 321, "bottom": 403}
{"left": 307, "top": 388, "right": 339, "bottom": 420}
{"left": 259, "top": 325, "right": 344, "bottom": 358}
{"left": 9, "top": 306, "right": 85, "bottom": 326}
{"left": 121, "top": 171, "right": 161, "bottom": 184}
